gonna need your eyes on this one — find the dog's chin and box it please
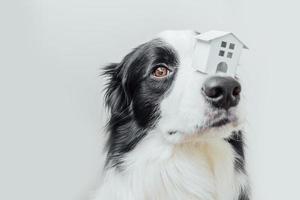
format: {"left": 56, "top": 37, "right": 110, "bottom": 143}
{"left": 204, "top": 106, "right": 239, "bottom": 126}
{"left": 207, "top": 117, "right": 231, "bottom": 128}
{"left": 162, "top": 107, "right": 242, "bottom": 144}
{"left": 204, "top": 112, "right": 238, "bottom": 129}
{"left": 191, "top": 108, "right": 241, "bottom": 139}
{"left": 189, "top": 109, "right": 240, "bottom": 139}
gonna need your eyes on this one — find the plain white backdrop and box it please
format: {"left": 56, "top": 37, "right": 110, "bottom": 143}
{"left": 1, "top": 0, "right": 300, "bottom": 199}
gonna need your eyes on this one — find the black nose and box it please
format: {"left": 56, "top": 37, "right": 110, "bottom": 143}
{"left": 202, "top": 76, "right": 241, "bottom": 110}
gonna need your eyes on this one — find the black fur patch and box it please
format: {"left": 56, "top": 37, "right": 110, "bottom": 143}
{"left": 226, "top": 131, "right": 250, "bottom": 199}
{"left": 238, "top": 188, "right": 250, "bottom": 200}
{"left": 103, "top": 39, "right": 179, "bottom": 168}
{"left": 225, "top": 130, "right": 246, "bottom": 173}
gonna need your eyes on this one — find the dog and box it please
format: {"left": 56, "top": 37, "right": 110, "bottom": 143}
{"left": 94, "top": 30, "right": 250, "bottom": 200}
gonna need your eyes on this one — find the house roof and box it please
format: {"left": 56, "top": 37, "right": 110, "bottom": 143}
{"left": 195, "top": 30, "right": 248, "bottom": 49}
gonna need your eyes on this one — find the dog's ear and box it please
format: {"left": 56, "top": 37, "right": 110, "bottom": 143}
{"left": 102, "top": 63, "right": 130, "bottom": 115}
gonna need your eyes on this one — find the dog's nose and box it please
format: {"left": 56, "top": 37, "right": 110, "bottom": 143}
{"left": 202, "top": 76, "right": 241, "bottom": 110}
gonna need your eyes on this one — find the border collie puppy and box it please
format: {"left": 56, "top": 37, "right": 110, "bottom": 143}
{"left": 94, "top": 30, "right": 250, "bottom": 200}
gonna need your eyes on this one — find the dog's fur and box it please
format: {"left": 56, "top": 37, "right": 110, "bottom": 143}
{"left": 94, "top": 30, "right": 250, "bottom": 200}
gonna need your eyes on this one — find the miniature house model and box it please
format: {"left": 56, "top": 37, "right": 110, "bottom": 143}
{"left": 193, "top": 30, "right": 248, "bottom": 76}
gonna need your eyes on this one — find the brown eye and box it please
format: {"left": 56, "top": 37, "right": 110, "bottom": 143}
{"left": 152, "top": 65, "right": 170, "bottom": 78}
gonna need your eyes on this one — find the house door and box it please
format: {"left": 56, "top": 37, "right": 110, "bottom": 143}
{"left": 216, "top": 62, "right": 228, "bottom": 73}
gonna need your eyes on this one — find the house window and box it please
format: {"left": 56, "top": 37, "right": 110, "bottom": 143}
{"left": 221, "top": 41, "right": 227, "bottom": 48}
{"left": 219, "top": 50, "right": 225, "bottom": 56}
{"left": 229, "top": 43, "right": 235, "bottom": 50}
{"left": 227, "top": 52, "right": 233, "bottom": 58}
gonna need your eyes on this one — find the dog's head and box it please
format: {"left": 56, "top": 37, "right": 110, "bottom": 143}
{"left": 103, "top": 30, "right": 244, "bottom": 166}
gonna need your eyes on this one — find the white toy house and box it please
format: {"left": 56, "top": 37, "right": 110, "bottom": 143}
{"left": 193, "top": 30, "right": 248, "bottom": 76}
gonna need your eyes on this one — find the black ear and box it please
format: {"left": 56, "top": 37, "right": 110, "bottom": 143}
{"left": 102, "top": 63, "right": 130, "bottom": 115}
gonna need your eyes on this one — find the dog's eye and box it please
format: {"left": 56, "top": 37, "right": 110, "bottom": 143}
{"left": 152, "top": 65, "right": 170, "bottom": 78}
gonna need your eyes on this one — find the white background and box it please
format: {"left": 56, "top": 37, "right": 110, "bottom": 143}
{"left": 1, "top": 0, "right": 300, "bottom": 199}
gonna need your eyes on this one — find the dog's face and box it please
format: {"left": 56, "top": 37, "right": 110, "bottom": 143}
{"left": 154, "top": 31, "right": 243, "bottom": 142}
{"left": 104, "top": 30, "right": 243, "bottom": 165}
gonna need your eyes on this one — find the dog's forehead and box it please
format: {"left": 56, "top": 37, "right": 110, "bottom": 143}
{"left": 157, "top": 30, "right": 197, "bottom": 57}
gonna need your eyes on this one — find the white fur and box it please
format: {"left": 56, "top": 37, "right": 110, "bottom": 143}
{"left": 93, "top": 30, "right": 248, "bottom": 200}
{"left": 94, "top": 132, "right": 248, "bottom": 200}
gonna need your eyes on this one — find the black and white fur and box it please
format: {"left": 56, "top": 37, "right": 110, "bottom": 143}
{"left": 94, "top": 30, "right": 250, "bottom": 200}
